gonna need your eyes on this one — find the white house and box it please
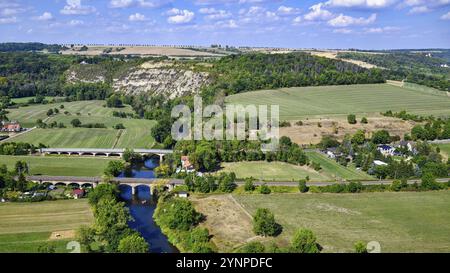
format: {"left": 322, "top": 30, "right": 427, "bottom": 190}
{"left": 373, "top": 160, "right": 388, "bottom": 166}
{"left": 377, "top": 145, "right": 396, "bottom": 157}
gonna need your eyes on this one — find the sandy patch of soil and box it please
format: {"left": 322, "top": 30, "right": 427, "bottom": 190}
{"left": 309, "top": 51, "right": 380, "bottom": 69}
{"left": 190, "top": 194, "right": 257, "bottom": 252}
{"left": 280, "top": 116, "right": 417, "bottom": 145}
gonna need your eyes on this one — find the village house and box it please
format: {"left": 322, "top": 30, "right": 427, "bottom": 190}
{"left": 180, "top": 156, "right": 195, "bottom": 172}
{"left": 1, "top": 121, "right": 22, "bottom": 132}
{"left": 72, "top": 189, "right": 85, "bottom": 199}
{"left": 377, "top": 145, "right": 397, "bottom": 157}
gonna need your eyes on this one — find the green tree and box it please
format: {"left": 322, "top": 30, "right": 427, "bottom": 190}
{"left": 298, "top": 179, "right": 309, "bottom": 193}
{"left": 118, "top": 233, "right": 149, "bottom": 253}
{"left": 71, "top": 118, "right": 82, "bottom": 127}
{"left": 88, "top": 183, "right": 119, "bottom": 206}
{"left": 253, "top": 208, "right": 281, "bottom": 237}
{"left": 371, "top": 130, "right": 391, "bottom": 144}
{"left": 104, "top": 161, "right": 125, "bottom": 177}
{"left": 421, "top": 173, "right": 441, "bottom": 191}
{"left": 290, "top": 229, "right": 320, "bottom": 253}
{"left": 46, "top": 108, "right": 54, "bottom": 116}
{"left": 352, "top": 130, "right": 366, "bottom": 145}
{"left": 155, "top": 198, "right": 202, "bottom": 231}
{"left": 347, "top": 114, "right": 357, "bottom": 124}
{"left": 244, "top": 178, "right": 255, "bottom": 192}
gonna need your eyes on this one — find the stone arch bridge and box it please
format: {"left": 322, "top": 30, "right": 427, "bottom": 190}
{"left": 40, "top": 148, "right": 173, "bottom": 161}
{"left": 27, "top": 176, "right": 183, "bottom": 195}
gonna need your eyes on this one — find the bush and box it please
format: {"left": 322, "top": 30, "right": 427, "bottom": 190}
{"left": 244, "top": 178, "right": 255, "bottom": 192}
{"left": 298, "top": 180, "right": 309, "bottom": 193}
{"left": 347, "top": 182, "right": 363, "bottom": 193}
{"left": 238, "top": 242, "right": 265, "bottom": 253}
{"left": 253, "top": 208, "right": 281, "bottom": 237}
{"left": 347, "top": 114, "right": 357, "bottom": 124}
{"left": 361, "top": 117, "right": 368, "bottom": 124}
{"left": 354, "top": 241, "right": 367, "bottom": 253}
{"left": 118, "top": 233, "right": 148, "bottom": 253}
{"left": 290, "top": 229, "right": 320, "bottom": 253}
{"left": 114, "top": 123, "right": 126, "bottom": 130}
{"left": 259, "top": 184, "right": 271, "bottom": 194}
{"left": 421, "top": 173, "right": 441, "bottom": 191}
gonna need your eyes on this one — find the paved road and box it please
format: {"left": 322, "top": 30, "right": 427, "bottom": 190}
{"left": 27, "top": 175, "right": 449, "bottom": 187}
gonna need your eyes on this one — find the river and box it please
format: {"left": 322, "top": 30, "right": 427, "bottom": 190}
{"left": 118, "top": 158, "right": 178, "bottom": 253}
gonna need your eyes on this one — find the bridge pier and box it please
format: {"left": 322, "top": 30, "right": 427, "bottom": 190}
{"left": 131, "top": 186, "right": 136, "bottom": 195}
{"left": 158, "top": 154, "right": 164, "bottom": 162}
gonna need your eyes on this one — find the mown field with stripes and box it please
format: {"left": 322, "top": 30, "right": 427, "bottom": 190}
{"left": 5, "top": 100, "right": 156, "bottom": 148}
{"left": 225, "top": 84, "right": 450, "bottom": 120}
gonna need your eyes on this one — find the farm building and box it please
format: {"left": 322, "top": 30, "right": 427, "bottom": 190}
{"left": 377, "top": 145, "right": 396, "bottom": 157}
{"left": 1, "top": 121, "right": 22, "bottom": 132}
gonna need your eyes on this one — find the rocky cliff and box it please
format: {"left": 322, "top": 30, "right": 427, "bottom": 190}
{"left": 66, "top": 61, "right": 212, "bottom": 99}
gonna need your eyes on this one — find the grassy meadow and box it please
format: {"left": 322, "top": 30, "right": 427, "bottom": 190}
{"left": 225, "top": 84, "right": 450, "bottom": 120}
{"left": 0, "top": 200, "right": 93, "bottom": 253}
{"left": 234, "top": 191, "right": 450, "bottom": 253}
{"left": 5, "top": 100, "right": 156, "bottom": 148}
{"left": 0, "top": 155, "right": 118, "bottom": 176}
{"left": 217, "top": 151, "right": 372, "bottom": 182}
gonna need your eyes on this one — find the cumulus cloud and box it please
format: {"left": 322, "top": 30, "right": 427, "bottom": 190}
{"left": 199, "top": 8, "right": 232, "bottom": 20}
{"left": 60, "top": 0, "right": 96, "bottom": 15}
{"left": 333, "top": 28, "right": 353, "bottom": 33}
{"left": 138, "top": 0, "right": 174, "bottom": 8}
{"left": 328, "top": 13, "right": 377, "bottom": 27}
{"left": 326, "top": 0, "right": 397, "bottom": 8}
{"left": 110, "top": 0, "right": 134, "bottom": 8}
{"left": 129, "top": 12, "right": 147, "bottom": 21}
{"left": 166, "top": 8, "right": 195, "bottom": 24}
{"left": 277, "top": 6, "right": 301, "bottom": 16}
{"left": 441, "top": 11, "right": 450, "bottom": 20}
{"left": 408, "top": 6, "right": 431, "bottom": 14}
{"left": 34, "top": 12, "right": 53, "bottom": 21}
{"left": 0, "top": 16, "right": 17, "bottom": 24}
{"left": 365, "top": 26, "right": 400, "bottom": 33}
{"left": 304, "top": 3, "right": 334, "bottom": 21}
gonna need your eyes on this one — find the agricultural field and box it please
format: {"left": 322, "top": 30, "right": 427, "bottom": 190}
{"left": 10, "top": 96, "right": 59, "bottom": 104}
{"left": 5, "top": 100, "right": 156, "bottom": 148}
{"left": 0, "top": 199, "right": 93, "bottom": 253}
{"left": 225, "top": 84, "right": 450, "bottom": 120}
{"left": 0, "top": 155, "right": 118, "bottom": 177}
{"left": 217, "top": 152, "right": 372, "bottom": 182}
{"left": 218, "top": 161, "right": 329, "bottom": 182}
{"left": 231, "top": 191, "right": 450, "bottom": 253}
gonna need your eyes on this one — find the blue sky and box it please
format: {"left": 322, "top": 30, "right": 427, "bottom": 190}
{"left": 0, "top": 0, "right": 449, "bottom": 49}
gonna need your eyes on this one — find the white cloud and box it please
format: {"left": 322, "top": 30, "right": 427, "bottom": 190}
{"left": 129, "top": 13, "right": 147, "bottom": 21}
{"left": 304, "top": 3, "right": 334, "bottom": 21}
{"left": 0, "top": 16, "right": 17, "bottom": 24}
{"left": 60, "top": 0, "right": 96, "bottom": 15}
{"left": 408, "top": 6, "right": 431, "bottom": 14}
{"left": 326, "top": 0, "right": 397, "bottom": 8}
{"left": 199, "top": 8, "right": 231, "bottom": 20}
{"left": 365, "top": 26, "right": 400, "bottom": 33}
{"left": 34, "top": 12, "right": 53, "bottom": 21}
{"left": 215, "top": 19, "right": 238, "bottom": 28}
{"left": 333, "top": 28, "right": 353, "bottom": 33}
{"left": 277, "top": 6, "right": 301, "bottom": 16}
{"left": 69, "top": 19, "right": 84, "bottom": 26}
{"left": 441, "top": 11, "right": 450, "bottom": 20}
{"left": 166, "top": 8, "right": 195, "bottom": 24}
{"left": 138, "top": 0, "right": 173, "bottom": 8}
{"left": 292, "top": 16, "right": 302, "bottom": 25}
{"left": 328, "top": 13, "right": 376, "bottom": 27}
{"left": 110, "top": 0, "right": 134, "bottom": 8}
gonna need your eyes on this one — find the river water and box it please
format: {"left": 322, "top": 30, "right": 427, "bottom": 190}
{"left": 118, "top": 158, "right": 178, "bottom": 253}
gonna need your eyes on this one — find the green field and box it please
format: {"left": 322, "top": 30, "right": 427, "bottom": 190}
{"left": 0, "top": 200, "right": 93, "bottom": 253}
{"left": 225, "top": 84, "right": 450, "bottom": 120}
{"left": 219, "top": 161, "right": 330, "bottom": 181}
{"left": 218, "top": 151, "right": 372, "bottom": 182}
{"left": 234, "top": 191, "right": 450, "bottom": 253}
{"left": 6, "top": 100, "right": 156, "bottom": 148}
{"left": 438, "top": 143, "right": 450, "bottom": 159}
{"left": 10, "top": 96, "right": 59, "bottom": 104}
{"left": 0, "top": 155, "right": 118, "bottom": 176}
{"left": 306, "top": 151, "right": 374, "bottom": 181}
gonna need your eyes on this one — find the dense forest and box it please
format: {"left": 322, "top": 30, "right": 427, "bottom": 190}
{"left": 0, "top": 42, "right": 64, "bottom": 53}
{"left": 337, "top": 52, "right": 450, "bottom": 91}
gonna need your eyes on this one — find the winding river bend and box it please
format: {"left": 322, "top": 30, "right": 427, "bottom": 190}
{"left": 118, "top": 158, "right": 178, "bottom": 253}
